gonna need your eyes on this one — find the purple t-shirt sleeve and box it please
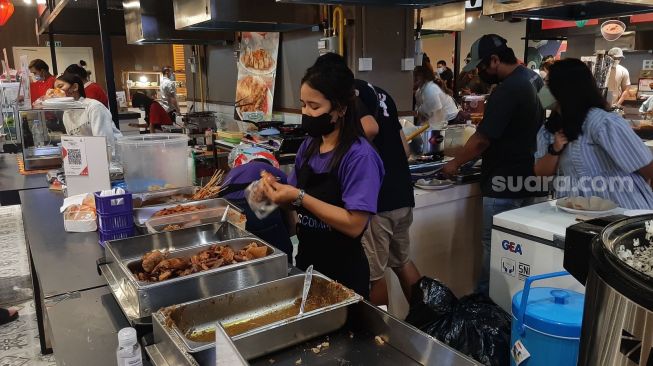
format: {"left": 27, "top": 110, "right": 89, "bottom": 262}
{"left": 338, "top": 142, "right": 384, "bottom": 213}
{"left": 289, "top": 138, "right": 312, "bottom": 187}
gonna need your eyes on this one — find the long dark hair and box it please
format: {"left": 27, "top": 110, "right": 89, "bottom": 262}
{"left": 301, "top": 54, "right": 364, "bottom": 171}
{"left": 64, "top": 64, "right": 88, "bottom": 81}
{"left": 56, "top": 73, "right": 86, "bottom": 98}
{"left": 130, "top": 92, "right": 154, "bottom": 122}
{"left": 546, "top": 58, "right": 608, "bottom": 141}
{"left": 414, "top": 65, "right": 436, "bottom": 84}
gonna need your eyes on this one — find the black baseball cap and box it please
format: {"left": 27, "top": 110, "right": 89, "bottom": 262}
{"left": 463, "top": 34, "right": 509, "bottom": 73}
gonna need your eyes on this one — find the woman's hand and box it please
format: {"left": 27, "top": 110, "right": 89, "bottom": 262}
{"left": 553, "top": 130, "right": 568, "bottom": 153}
{"left": 261, "top": 179, "right": 300, "bottom": 205}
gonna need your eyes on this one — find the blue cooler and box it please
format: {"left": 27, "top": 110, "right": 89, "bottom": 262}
{"left": 510, "top": 271, "right": 584, "bottom": 366}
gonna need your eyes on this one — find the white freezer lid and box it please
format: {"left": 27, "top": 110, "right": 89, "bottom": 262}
{"left": 493, "top": 200, "right": 582, "bottom": 241}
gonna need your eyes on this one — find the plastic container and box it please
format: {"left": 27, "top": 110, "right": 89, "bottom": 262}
{"left": 97, "top": 212, "right": 133, "bottom": 231}
{"left": 116, "top": 327, "right": 143, "bottom": 366}
{"left": 511, "top": 271, "right": 584, "bottom": 366}
{"left": 117, "top": 134, "right": 190, "bottom": 193}
{"left": 99, "top": 227, "right": 134, "bottom": 246}
{"left": 94, "top": 191, "right": 133, "bottom": 215}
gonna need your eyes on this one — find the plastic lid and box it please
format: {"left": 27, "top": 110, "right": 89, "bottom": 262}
{"left": 512, "top": 287, "right": 584, "bottom": 338}
{"left": 116, "top": 133, "right": 188, "bottom": 146}
{"left": 118, "top": 327, "right": 137, "bottom": 347}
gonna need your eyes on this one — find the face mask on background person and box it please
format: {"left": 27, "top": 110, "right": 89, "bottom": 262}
{"left": 32, "top": 73, "right": 43, "bottom": 82}
{"left": 301, "top": 112, "right": 337, "bottom": 138}
{"left": 538, "top": 86, "right": 557, "bottom": 110}
{"left": 437, "top": 67, "right": 444, "bottom": 74}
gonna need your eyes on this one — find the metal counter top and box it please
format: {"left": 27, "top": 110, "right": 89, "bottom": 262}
{"left": 46, "top": 286, "right": 152, "bottom": 366}
{"left": 20, "top": 188, "right": 106, "bottom": 298}
{"left": 0, "top": 153, "right": 48, "bottom": 204}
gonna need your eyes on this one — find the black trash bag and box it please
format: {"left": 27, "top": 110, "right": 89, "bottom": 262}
{"left": 406, "top": 277, "right": 512, "bottom": 366}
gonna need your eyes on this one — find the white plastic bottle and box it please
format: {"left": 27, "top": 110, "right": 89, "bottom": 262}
{"left": 116, "top": 327, "right": 143, "bottom": 366}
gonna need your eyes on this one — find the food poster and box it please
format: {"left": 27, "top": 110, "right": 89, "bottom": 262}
{"left": 235, "top": 32, "right": 280, "bottom": 122}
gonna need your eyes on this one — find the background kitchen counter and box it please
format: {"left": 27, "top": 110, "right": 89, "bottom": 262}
{"left": 387, "top": 182, "right": 483, "bottom": 318}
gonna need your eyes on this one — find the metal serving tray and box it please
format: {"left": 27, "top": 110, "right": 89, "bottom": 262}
{"left": 132, "top": 186, "right": 200, "bottom": 208}
{"left": 146, "top": 296, "right": 479, "bottom": 366}
{"left": 134, "top": 198, "right": 239, "bottom": 226}
{"left": 150, "top": 273, "right": 361, "bottom": 365}
{"left": 145, "top": 206, "right": 246, "bottom": 234}
{"left": 99, "top": 222, "right": 288, "bottom": 322}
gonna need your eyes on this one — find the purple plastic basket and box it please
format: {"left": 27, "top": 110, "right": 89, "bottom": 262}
{"left": 94, "top": 191, "right": 133, "bottom": 215}
{"left": 99, "top": 227, "right": 134, "bottom": 247}
{"left": 97, "top": 212, "right": 133, "bottom": 232}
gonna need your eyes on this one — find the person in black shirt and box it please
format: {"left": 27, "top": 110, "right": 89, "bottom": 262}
{"left": 312, "top": 53, "right": 421, "bottom": 305}
{"left": 436, "top": 60, "right": 454, "bottom": 91}
{"left": 442, "top": 35, "right": 547, "bottom": 296}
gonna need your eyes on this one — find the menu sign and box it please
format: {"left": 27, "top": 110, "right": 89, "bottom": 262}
{"left": 235, "top": 32, "right": 280, "bottom": 122}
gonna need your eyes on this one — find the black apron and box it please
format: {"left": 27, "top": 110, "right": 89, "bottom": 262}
{"left": 295, "top": 162, "right": 370, "bottom": 299}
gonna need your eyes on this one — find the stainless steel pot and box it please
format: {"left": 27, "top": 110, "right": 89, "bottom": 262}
{"left": 578, "top": 215, "right": 653, "bottom": 366}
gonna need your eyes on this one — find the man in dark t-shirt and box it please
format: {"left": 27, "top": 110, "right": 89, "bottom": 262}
{"left": 443, "top": 35, "right": 547, "bottom": 296}
{"left": 355, "top": 79, "right": 421, "bottom": 306}
{"left": 436, "top": 60, "right": 454, "bottom": 91}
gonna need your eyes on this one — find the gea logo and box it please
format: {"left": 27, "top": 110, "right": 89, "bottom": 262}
{"left": 502, "top": 240, "right": 523, "bottom": 255}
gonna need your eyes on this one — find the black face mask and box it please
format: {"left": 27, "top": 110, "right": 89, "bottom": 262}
{"left": 478, "top": 68, "right": 499, "bottom": 85}
{"left": 301, "top": 113, "right": 336, "bottom": 138}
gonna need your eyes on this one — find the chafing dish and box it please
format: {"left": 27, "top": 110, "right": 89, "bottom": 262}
{"left": 145, "top": 206, "right": 247, "bottom": 234}
{"left": 145, "top": 286, "right": 479, "bottom": 366}
{"left": 132, "top": 186, "right": 200, "bottom": 208}
{"left": 149, "top": 273, "right": 361, "bottom": 365}
{"left": 134, "top": 198, "right": 240, "bottom": 227}
{"left": 98, "top": 222, "right": 288, "bottom": 322}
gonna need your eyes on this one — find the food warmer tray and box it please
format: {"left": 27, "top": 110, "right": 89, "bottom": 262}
{"left": 145, "top": 287, "right": 478, "bottom": 366}
{"left": 133, "top": 198, "right": 240, "bottom": 227}
{"left": 132, "top": 186, "right": 200, "bottom": 208}
{"left": 98, "top": 222, "right": 288, "bottom": 323}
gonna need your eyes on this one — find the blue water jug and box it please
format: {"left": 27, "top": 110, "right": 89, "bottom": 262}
{"left": 510, "top": 271, "right": 584, "bottom": 366}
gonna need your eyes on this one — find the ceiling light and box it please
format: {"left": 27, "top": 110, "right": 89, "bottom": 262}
{"left": 23, "top": 0, "right": 32, "bottom": 5}
{"left": 466, "top": 16, "right": 474, "bottom": 24}
{"left": 36, "top": 0, "right": 46, "bottom": 4}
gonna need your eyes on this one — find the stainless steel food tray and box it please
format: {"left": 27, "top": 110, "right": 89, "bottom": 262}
{"left": 132, "top": 186, "right": 200, "bottom": 208}
{"left": 150, "top": 273, "right": 361, "bottom": 365}
{"left": 145, "top": 206, "right": 246, "bottom": 234}
{"left": 134, "top": 198, "right": 240, "bottom": 226}
{"left": 99, "top": 222, "right": 288, "bottom": 321}
{"left": 146, "top": 295, "right": 479, "bottom": 366}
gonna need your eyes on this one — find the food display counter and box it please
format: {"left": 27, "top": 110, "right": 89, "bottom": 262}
{"left": 20, "top": 186, "right": 479, "bottom": 365}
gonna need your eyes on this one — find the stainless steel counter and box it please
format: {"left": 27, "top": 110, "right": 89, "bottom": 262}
{"left": 47, "top": 286, "right": 151, "bottom": 366}
{"left": 0, "top": 153, "right": 48, "bottom": 204}
{"left": 20, "top": 188, "right": 106, "bottom": 297}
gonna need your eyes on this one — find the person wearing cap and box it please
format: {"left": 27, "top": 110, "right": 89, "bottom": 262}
{"left": 607, "top": 47, "right": 631, "bottom": 106}
{"left": 456, "top": 53, "right": 490, "bottom": 96}
{"left": 218, "top": 148, "right": 293, "bottom": 262}
{"left": 159, "top": 66, "right": 179, "bottom": 120}
{"left": 442, "top": 34, "right": 547, "bottom": 296}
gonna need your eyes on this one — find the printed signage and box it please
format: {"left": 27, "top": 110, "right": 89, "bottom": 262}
{"left": 502, "top": 240, "right": 523, "bottom": 255}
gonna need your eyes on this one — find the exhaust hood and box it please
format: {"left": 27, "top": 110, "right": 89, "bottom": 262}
{"left": 172, "top": 0, "right": 321, "bottom": 32}
{"left": 123, "top": 0, "right": 233, "bottom": 44}
{"left": 275, "top": 0, "right": 462, "bottom": 6}
{"left": 483, "top": 0, "right": 653, "bottom": 21}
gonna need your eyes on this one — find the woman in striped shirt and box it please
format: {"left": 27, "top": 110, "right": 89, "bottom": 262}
{"left": 534, "top": 58, "right": 653, "bottom": 209}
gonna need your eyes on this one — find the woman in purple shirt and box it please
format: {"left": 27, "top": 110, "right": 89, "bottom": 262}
{"left": 261, "top": 56, "right": 384, "bottom": 298}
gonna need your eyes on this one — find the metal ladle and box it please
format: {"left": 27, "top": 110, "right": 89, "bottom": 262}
{"left": 215, "top": 206, "right": 230, "bottom": 239}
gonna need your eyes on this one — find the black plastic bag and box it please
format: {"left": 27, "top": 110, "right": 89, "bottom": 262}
{"left": 405, "top": 277, "right": 511, "bottom": 366}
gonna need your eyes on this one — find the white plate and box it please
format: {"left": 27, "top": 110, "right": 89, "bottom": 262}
{"left": 43, "top": 97, "right": 74, "bottom": 103}
{"left": 555, "top": 198, "right": 619, "bottom": 216}
{"left": 239, "top": 50, "right": 277, "bottom": 75}
{"left": 415, "top": 179, "right": 454, "bottom": 190}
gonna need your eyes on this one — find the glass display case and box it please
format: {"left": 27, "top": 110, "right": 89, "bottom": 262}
{"left": 18, "top": 108, "right": 69, "bottom": 170}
